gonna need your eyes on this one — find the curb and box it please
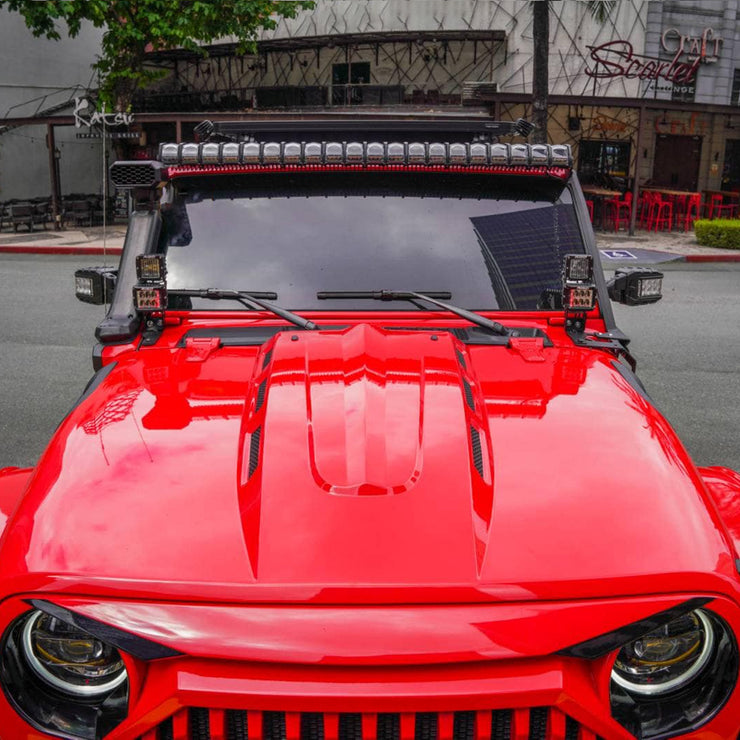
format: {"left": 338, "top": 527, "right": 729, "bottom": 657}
{"left": 0, "top": 246, "right": 123, "bottom": 256}
{"left": 683, "top": 253, "right": 740, "bottom": 263}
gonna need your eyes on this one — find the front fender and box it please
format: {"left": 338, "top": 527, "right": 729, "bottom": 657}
{"left": 0, "top": 467, "right": 33, "bottom": 540}
{"left": 700, "top": 466, "right": 740, "bottom": 559}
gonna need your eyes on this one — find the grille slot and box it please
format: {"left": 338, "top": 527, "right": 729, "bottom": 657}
{"left": 227, "top": 710, "right": 248, "bottom": 740}
{"left": 190, "top": 708, "right": 211, "bottom": 740}
{"left": 528, "top": 708, "right": 548, "bottom": 740}
{"left": 141, "top": 708, "right": 601, "bottom": 740}
{"left": 490, "top": 710, "right": 511, "bottom": 740}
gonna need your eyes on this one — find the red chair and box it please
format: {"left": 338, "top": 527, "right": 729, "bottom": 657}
{"left": 705, "top": 194, "right": 736, "bottom": 219}
{"left": 651, "top": 195, "right": 673, "bottom": 232}
{"left": 639, "top": 191, "right": 656, "bottom": 229}
{"left": 608, "top": 191, "right": 632, "bottom": 232}
{"left": 682, "top": 194, "right": 701, "bottom": 231}
{"left": 586, "top": 200, "right": 594, "bottom": 222}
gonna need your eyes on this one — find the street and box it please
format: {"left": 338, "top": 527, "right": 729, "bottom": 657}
{"left": 0, "top": 254, "right": 738, "bottom": 472}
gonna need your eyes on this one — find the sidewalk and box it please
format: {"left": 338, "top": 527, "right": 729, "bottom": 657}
{"left": 1, "top": 222, "right": 739, "bottom": 262}
{"left": 596, "top": 228, "right": 740, "bottom": 264}
{"left": 0, "top": 225, "right": 126, "bottom": 256}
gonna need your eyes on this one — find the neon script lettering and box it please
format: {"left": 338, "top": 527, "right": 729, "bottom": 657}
{"left": 585, "top": 41, "right": 700, "bottom": 85}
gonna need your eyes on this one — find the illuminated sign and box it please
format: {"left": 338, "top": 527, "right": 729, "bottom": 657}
{"left": 586, "top": 28, "right": 723, "bottom": 86}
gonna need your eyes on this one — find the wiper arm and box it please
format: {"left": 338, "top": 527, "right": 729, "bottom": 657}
{"left": 317, "top": 290, "right": 508, "bottom": 336}
{"left": 169, "top": 289, "right": 318, "bottom": 330}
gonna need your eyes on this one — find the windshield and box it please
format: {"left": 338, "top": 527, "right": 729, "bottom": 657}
{"left": 160, "top": 172, "right": 586, "bottom": 311}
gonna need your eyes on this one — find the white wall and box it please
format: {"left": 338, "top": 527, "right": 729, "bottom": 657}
{"left": 0, "top": 8, "right": 106, "bottom": 200}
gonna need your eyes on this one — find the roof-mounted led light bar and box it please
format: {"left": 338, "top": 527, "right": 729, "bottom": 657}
{"left": 158, "top": 141, "right": 572, "bottom": 169}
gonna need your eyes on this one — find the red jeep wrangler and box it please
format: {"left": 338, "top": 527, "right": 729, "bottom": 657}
{"left": 1, "top": 117, "right": 739, "bottom": 740}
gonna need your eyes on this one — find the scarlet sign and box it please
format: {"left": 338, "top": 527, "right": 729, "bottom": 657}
{"left": 585, "top": 41, "right": 700, "bottom": 85}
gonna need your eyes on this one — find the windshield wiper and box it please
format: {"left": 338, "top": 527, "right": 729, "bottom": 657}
{"left": 169, "top": 289, "right": 318, "bottom": 330}
{"left": 317, "top": 290, "right": 508, "bottom": 336}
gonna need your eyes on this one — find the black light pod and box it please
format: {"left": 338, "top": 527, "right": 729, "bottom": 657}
{"left": 75, "top": 267, "right": 117, "bottom": 305}
{"left": 608, "top": 268, "right": 664, "bottom": 306}
{"left": 562, "top": 254, "right": 596, "bottom": 330}
{"left": 133, "top": 254, "right": 167, "bottom": 313}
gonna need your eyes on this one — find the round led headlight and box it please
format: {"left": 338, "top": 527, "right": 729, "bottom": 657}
{"left": 612, "top": 609, "right": 714, "bottom": 696}
{"left": 21, "top": 610, "right": 127, "bottom": 697}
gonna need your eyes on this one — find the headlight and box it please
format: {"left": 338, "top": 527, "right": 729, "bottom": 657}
{"left": 610, "top": 608, "right": 738, "bottom": 739}
{"left": 611, "top": 609, "right": 714, "bottom": 696}
{"left": 1, "top": 608, "right": 129, "bottom": 739}
{"left": 21, "top": 610, "right": 127, "bottom": 697}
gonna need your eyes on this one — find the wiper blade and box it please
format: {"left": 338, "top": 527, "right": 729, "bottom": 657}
{"left": 169, "top": 289, "right": 318, "bottom": 330}
{"left": 317, "top": 290, "right": 508, "bottom": 336}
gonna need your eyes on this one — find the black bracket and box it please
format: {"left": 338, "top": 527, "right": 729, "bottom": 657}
{"left": 139, "top": 317, "right": 165, "bottom": 347}
{"left": 567, "top": 321, "right": 638, "bottom": 372}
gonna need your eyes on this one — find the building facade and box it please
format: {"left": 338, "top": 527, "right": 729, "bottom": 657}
{"left": 2, "top": 1, "right": 739, "bottom": 201}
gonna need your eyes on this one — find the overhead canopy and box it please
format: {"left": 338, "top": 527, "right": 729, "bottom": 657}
{"left": 144, "top": 30, "right": 507, "bottom": 64}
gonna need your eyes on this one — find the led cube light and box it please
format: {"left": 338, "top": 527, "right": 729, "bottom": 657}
{"left": 74, "top": 267, "right": 116, "bottom": 305}
{"left": 607, "top": 268, "right": 664, "bottom": 306}
{"left": 637, "top": 276, "right": 663, "bottom": 299}
{"left": 564, "top": 254, "right": 593, "bottom": 282}
{"left": 565, "top": 286, "right": 596, "bottom": 311}
{"left": 136, "top": 254, "right": 166, "bottom": 282}
{"left": 133, "top": 285, "right": 167, "bottom": 312}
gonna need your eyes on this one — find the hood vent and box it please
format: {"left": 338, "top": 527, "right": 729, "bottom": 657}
{"left": 262, "top": 349, "right": 273, "bottom": 370}
{"left": 256, "top": 380, "right": 267, "bottom": 413}
{"left": 470, "top": 426, "right": 484, "bottom": 478}
{"left": 248, "top": 426, "right": 262, "bottom": 479}
{"left": 463, "top": 379, "right": 475, "bottom": 413}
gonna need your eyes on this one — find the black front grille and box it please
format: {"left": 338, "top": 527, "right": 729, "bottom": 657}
{"left": 140, "top": 708, "right": 605, "bottom": 740}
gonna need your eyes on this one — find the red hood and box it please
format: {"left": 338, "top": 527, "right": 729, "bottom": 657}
{"left": 1, "top": 324, "right": 735, "bottom": 602}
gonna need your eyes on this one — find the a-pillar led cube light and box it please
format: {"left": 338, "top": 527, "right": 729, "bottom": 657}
{"left": 133, "top": 285, "right": 167, "bottom": 312}
{"left": 136, "top": 254, "right": 166, "bottom": 282}
{"left": 564, "top": 285, "right": 596, "bottom": 311}
{"left": 564, "top": 254, "right": 594, "bottom": 282}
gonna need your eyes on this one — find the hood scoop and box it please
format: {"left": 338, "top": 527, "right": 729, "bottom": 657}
{"left": 238, "top": 323, "right": 494, "bottom": 582}
{"left": 244, "top": 324, "right": 486, "bottom": 496}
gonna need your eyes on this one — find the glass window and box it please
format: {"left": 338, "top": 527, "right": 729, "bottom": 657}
{"left": 160, "top": 172, "right": 585, "bottom": 312}
{"left": 731, "top": 69, "right": 740, "bottom": 106}
{"left": 722, "top": 139, "right": 740, "bottom": 191}
{"left": 578, "top": 140, "right": 630, "bottom": 188}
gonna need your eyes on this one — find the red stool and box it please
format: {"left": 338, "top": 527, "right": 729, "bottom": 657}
{"left": 682, "top": 194, "right": 701, "bottom": 231}
{"left": 639, "top": 191, "right": 656, "bottom": 228}
{"left": 651, "top": 196, "right": 673, "bottom": 232}
{"left": 586, "top": 200, "right": 594, "bottom": 222}
{"left": 705, "top": 194, "right": 735, "bottom": 219}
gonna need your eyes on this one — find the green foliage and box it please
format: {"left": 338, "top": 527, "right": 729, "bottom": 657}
{"left": 694, "top": 219, "right": 740, "bottom": 250}
{"left": 0, "top": 0, "right": 314, "bottom": 106}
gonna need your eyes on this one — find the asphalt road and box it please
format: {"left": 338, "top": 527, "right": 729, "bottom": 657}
{"left": 0, "top": 255, "right": 738, "bottom": 472}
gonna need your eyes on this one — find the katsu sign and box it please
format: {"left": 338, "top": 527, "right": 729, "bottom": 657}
{"left": 73, "top": 97, "right": 134, "bottom": 130}
{"left": 586, "top": 27, "right": 723, "bottom": 85}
